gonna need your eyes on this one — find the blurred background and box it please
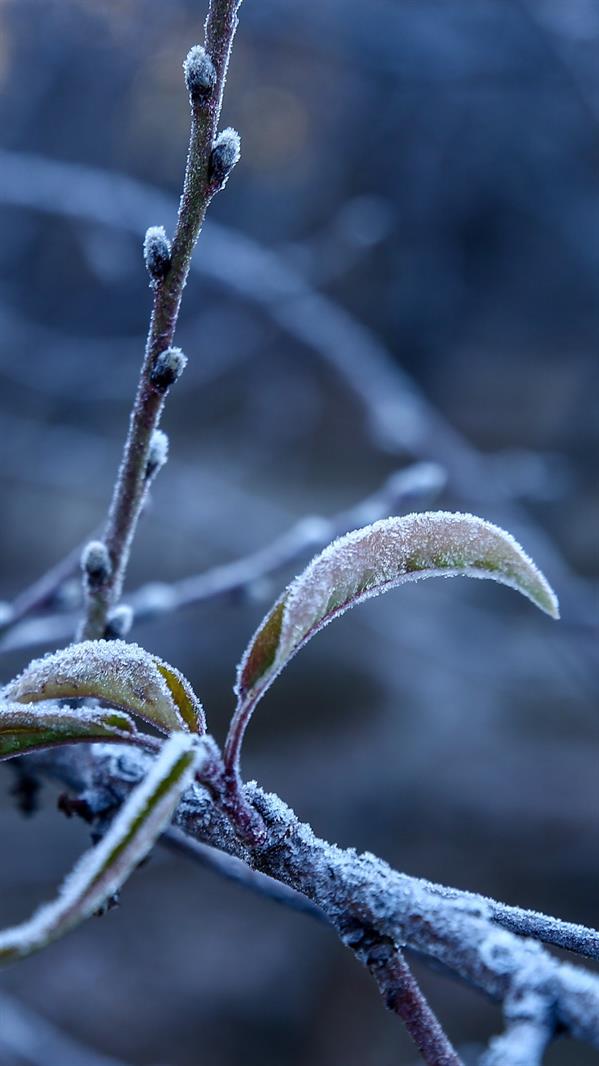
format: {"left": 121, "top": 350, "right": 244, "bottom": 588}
{"left": 0, "top": 0, "right": 598, "bottom": 1063}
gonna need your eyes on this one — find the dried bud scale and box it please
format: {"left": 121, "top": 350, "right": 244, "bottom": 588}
{"left": 150, "top": 347, "right": 188, "bottom": 392}
{"left": 143, "top": 226, "right": 171, "bottom": 283}
{"left": 81, "top": 541, "right": 111, "bottom": 589}
{"left": 183, "top": 45, "right": 216, "bottom": 102}
{"left": 209, "top": 128, "right": 241, "bottom": 189}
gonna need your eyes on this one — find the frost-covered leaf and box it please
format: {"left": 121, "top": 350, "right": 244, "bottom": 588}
{"left": 0, "top": 733, "right": 199, "bottom": 963}
{"left": 237, "top": 511, "right": 559, "bottom": 705}
{"left": 3, "top": 640, "right": 205, "bottom": 735}
{"left": 0, "top": 702, "right": 139, "bottom": 761}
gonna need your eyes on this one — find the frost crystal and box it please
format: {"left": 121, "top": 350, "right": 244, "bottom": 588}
{"left": 209, "top": 128, "right": 241, "bottom": 188}
{"left": 143, "top": 225, "right": 171, "bottom": 282}
{"left": 81, "top": 540, "right": 111, "bottom": 588}
{"left": 184, "top": 45, "right": 217, "bottom": 100}
{"left": 0, "top": 733, "right": 199, "bottom": 963}
{"left": 4, "top": 639, "right": 206, "bottom": 735}
{"left": 150, "top": 346, "right": 187, "bottom": 391}
{"left": 236, "top": 510, "right": 559, "bottom": 705}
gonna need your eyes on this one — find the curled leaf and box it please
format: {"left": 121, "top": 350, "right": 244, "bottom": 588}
{"left": 3, "top": 640, "right": 205, "bottom": 735}
{"left": 0, "top": 732, "right": 199, "bottom": 963}
{"left": 0, "top": 703, "right": 140, "bottom": 762}
{"left": 237, "top": 511, "right": 559, "bottom": 707}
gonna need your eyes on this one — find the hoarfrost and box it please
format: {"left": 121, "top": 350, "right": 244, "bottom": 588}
{"left": 183, "top": 45, "right": 216, "bottom": 99}
{"left": 0, "top": 732, "right": 199, "bottom": 962}
{"left": 209, "top": 128, "right": 241, "bottom": 187}
{"left": 3, "top": 639, "right": 205, "bottom": 735}
{"left": 237, "top": 510, "right": 559, "bottom": 704}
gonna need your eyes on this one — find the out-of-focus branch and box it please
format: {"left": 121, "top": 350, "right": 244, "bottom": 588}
{"left": 0, "top": 149, "right": 594, "bottom": 631}
{"left": 0, "top": 462, "right": 445, "bottom": 653}
{"left": 0, "top": 991, "right": 133, "bottom": 1066}
{"left": 481, "top": 984, "right": 554, "bottom": 1066}
{"left": 79, "top": 1, "right": 243, "bottom": 640}
{"left": 28, "top": 741, "right": 599, "bottom": 1061}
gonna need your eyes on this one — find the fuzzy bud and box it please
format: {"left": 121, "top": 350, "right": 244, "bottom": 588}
{"left": 81, "top": 540, "right": 111, "bottom": 589}
{"left": 183, "top": 45, "right": 216, "bottom": 101}
{"left": 146, "top": 428, "right": 169, "bottom": 480}
{"left": 209, "top": 128, "right": 241, "bottom": 189}
{"left": 149, "top": 347, "right": 188, "bottom": 392}
{"left": 105, "top": 604, "right": 134, "bottom": 640}
{"left": 143, "top": 225, "right": 171, "bottom": 283}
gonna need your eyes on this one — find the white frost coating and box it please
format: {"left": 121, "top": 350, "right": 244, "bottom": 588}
{"left": 183, "top": 44, "right": 216, "bottom": 96}
{"left": 280, "top": 511, "right": 558, "bottom": 659}
{"left": 237, "top": 511, "right": 559, "bottom": 701}
{"left": 147, "top": 428, "right": 169, "bottom": 475}
{"left": 3, "top": 639, "right": 205, "bottom": 735}
{"left": 0, "top": 701, "right": 137, "bottom": 760}
{"left": 152, "top": 346, "right": 187, "bottom": 384}
{"left": 0, "top": 733, "right": 199, "bottom": 962}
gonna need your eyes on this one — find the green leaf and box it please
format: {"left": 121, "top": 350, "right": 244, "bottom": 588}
{"left": 3, "top": 640, "right": 205, "bottom": 736}
{"left": 0, "top": 733, "right": 199, "bottom": 963}
{"left": 237, "top": 511, "right": 559, "bottom": 706}
{"left": 0, "top": 703, "right": 139, "bottom": 761}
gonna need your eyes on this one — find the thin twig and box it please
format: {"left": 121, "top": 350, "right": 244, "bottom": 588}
{"left": 347, "top": 929, "right": 464, "bottom": 1065}
{"left": 0, "top": 991, "right": 133, "bottom": 1066}
{"left": 0, "top": 149, "right": 595, "bottom": 633}
{"left": 0, "top": 462, "right": 444, "bottom": 653}
{"left": 79, "top": 0, "right": 243, "bottom": 640}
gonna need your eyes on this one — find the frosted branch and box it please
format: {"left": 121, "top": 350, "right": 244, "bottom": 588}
{"left": 79, "top": 0, "right": 244, "bottom": 641}
{"left": 27, "top": 741, "right": 599, "bottom": 1061}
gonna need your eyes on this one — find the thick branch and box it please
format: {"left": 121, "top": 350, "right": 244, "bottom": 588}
{"left": 29, "top": 741, "right": 599, "bottom": 1056}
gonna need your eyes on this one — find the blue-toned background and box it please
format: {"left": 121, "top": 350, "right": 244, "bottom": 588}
{"left": 0, "top": 2, "right": 597, "bottom": 1063}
